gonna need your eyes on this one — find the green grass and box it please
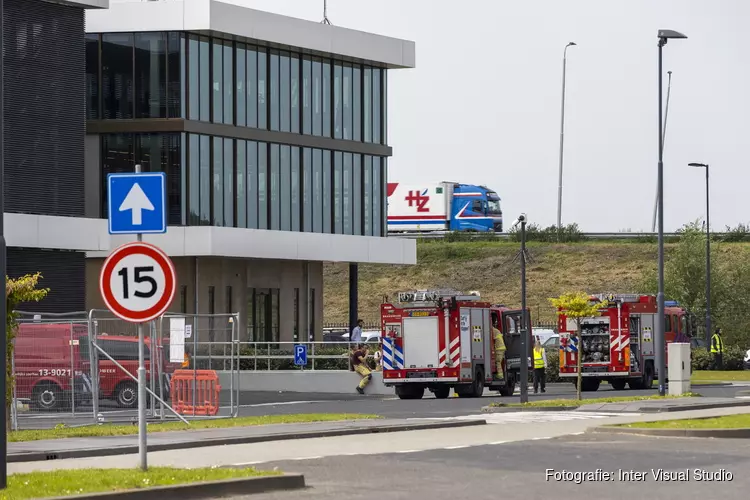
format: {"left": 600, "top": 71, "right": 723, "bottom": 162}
{"left": 489, "top": 393, "right": 700, "bottom": 408}
{"left": 9, "top": 413, "right": 380, "bottom": 443}
{"left": 3, "top": 466, "right": 279, "bottom": 500}
{"left": 691, "top": 370, "right": 750, "bottom": 382}
{"left": 615, "top": 413, "right": 750, "bottom": 430}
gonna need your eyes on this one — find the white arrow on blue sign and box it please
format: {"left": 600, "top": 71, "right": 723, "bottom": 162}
{"left": 107, "top": 172, "right": 168, "bottom": 235}
{"left": 294, "top": 344, "right": 307, "bottom": 366}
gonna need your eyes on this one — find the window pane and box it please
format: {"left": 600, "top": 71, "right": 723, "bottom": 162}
{"left": 223, "top": 43, "right": 234, "bottom": 125}
{"left": 213, "top": 41, "right": 223, "bottom": 123}
{"left": 303, "top": 148, "right": 312, "bottom": 232}
{"left": 199, "top": 38, "right": 210, "bottom": 121}
{"left": 364, "top": 67, "right": 372, "bottom": 142}
{"left": 280, "top": 52, "right": 290, "bottom": 132}
{"left": 334, "top": 63, "right": 342, "bottom": 139}
{"left": 213, "top": 137, "right": 223, "bottom": 225}
{"left": 247, "top": 48, "right": 257, "bottom": 128}
{"left": 291, "top": 147, "right": 300, "bottom": 231}
{"left": 383, "top": 69, "right": 388, "bottom": 144}
{"left": 312, "top": 58, "right": 322, "bottom": 136}
{"left": 313, "top": 149, "right": 323, "bottom": 233}
{"left": 188, "top": 37, "right": 199, "bottom": 120}
{"left": 343, "top": 65, "right": 352, "bottom": 140}
{"left": 343, "top": 153, "right": 352, "bottom": 234}
{"left": 257, "top": 48, "right": 267, "bottom": 129}
{"left": 270, "top": 51, "right": 279, "bottom": 131}
{"left": 353, "top": 66, "right": 361, "bottom": 141}
{"left": 322, "top": 150, "right": 331, "bottom": 233}
{"left": 237, "top": 140, "right": 246, "bottom": 228}
{"left": 236, "top": 44, "right": 246, "bottom": 127}
{"left": 372, "top": 157, "right": 382, "bottom": 236}
{"left": 248, "top": 141, "right": 258, "bottom": 228}
{"left": 165, "top": 133, "right": 182, "bottom": 226}
{"left": 100, "top": 134, "right": 133, "bottom": 217}
{"left": 280, "top": 145, "right": 291, "bottom": 231}
{"left": 224, "top": 138, "right": 234, "bottom": 227}
{"left": 200, "top": 135, "right": 211, "bottom": 224}
{"left": 167, "top": 32, "right": 182, "bottom": 118}
{"left": 102, "top": 33, "right": 134, "bottom": 119}
{"left": 353, "top": 154, "right": 361, "bottom": 235}
{"left": 258, "top": 143, "right": 267, "bottom": 229}
{"left": 189, "top": 134, "right": 200, "bottom": 224}
{"left": 85, "top": 34, "right": 99, "bottom": 120}
{"left": 322, "top": 61, "right": 331, "bottom": 137}
{"left": 291, "top": 55, "right": 300, "bottom": 133}
{"left": 270, "top": 144, "right": 280, "bottom": 230}
{"left": 334, "top": 151, "right": 342, "bottom": 234}
{"left": 373, "top": 68, "right": 381, "bottom": 144}
{"left": 364, "top": 155, "right": 372, "bottom": 236}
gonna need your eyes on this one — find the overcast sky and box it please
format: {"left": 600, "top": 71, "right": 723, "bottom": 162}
{"left": 236, "top": 0, "right": 748, "bottom": 232}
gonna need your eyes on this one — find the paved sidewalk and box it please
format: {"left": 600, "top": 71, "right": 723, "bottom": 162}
{"left": 8, "top": 418, "right": 484, "bottom": 463}
{"left": 577, "top": 396, "right": 750, "bottom": 413}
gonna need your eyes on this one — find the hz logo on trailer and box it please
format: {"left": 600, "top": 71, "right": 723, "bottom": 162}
{"left": 405, "top": 189, "right": 430, "bottom": 212}
{"left": 99, "top": 241, "right": 177, "bottom": 323}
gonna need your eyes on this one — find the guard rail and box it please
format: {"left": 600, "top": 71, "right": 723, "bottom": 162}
{"left": 386, "top": 231, "right": 730, "bottom": 240}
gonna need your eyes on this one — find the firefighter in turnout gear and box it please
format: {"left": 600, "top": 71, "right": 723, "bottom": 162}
{"left": 351, "top": 344, "right": 372, "bottom": 394}
{"left": 532, "top": 338, "right": 547, "bottom": 393}
{"left": 711, "top": 327, "right": 724, "bottom": 370}
{"left": 492, "top": 316, "right": 506, "bottom": 379}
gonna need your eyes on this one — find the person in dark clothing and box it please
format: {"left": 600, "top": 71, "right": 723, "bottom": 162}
{"left": 351, "top": 344, "right": 372, "bottom": 394}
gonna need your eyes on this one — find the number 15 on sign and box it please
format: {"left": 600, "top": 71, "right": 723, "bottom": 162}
{"left": 100, "top": 242, "right": 177, "bottom": 323}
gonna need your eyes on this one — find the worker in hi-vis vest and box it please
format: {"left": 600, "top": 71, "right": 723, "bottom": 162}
{"left": 532, "top": 338, "right": 547, "bottom": 393}
{"left": 492, "top": 316, "right": 506, "bottom": 379}
{"left": 710, "top": 327, "right": 724, "bottom": 370}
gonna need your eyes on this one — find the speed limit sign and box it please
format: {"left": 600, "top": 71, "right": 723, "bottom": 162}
{"left": 99, "top": 241, "right": 176, "bottom": 323}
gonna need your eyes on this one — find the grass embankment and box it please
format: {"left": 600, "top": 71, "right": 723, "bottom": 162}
{"left": 10, "top": 413, "right": 379, "bottom": 443}
{"left": 324, "top": 239, "right": 750, "bottom": 323}
{"left": 616, "top": 414, "right": 750, "bottom": 430}
{"left": 691, "top": 370, "right": 750, "bottom": 382}
{"left": 489, "top": 393, "right": 700, "bottom": 408}
{"left": 4, "top": 467, "right": 278, "bottom": 500}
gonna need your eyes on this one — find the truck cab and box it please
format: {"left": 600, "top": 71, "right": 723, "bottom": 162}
{"left": 449, "top": 184, "right": 503, "bottom": 232}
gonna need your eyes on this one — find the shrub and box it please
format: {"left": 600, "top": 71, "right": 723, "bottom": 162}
{"left": 545, "top": 347, "right": 561, "bottom": 383}
{"left": 691, "top": 345, "right": 746, "bottom": 371}
{"left": 509, "top": 223, "right": 585, "bottom": 243}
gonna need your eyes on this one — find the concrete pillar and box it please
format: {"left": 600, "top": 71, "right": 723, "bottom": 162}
{"left": 349, "top": 263, "right": 359, "bottom": 333}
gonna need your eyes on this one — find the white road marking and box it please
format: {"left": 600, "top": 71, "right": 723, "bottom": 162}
{"left": 489, "top": 441, "right": 508, "bottom": 445}
{"left": 407, "top": 411, "right": 639, "bottom": 425}
{"left": 443, "top": 445, "right": 471, "bottom": 449}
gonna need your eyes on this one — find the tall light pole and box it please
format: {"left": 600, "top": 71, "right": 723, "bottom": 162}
{"left": 689, "top": 162, "right": 711, "bottom": 351}
{"left": 512, "top": 214, "right": 529, "bottom": 403}
{"left": 0, "top": 0, "right": 7, "bottom": 489}
{"left": 656, "top": 29, "right": 687, "bottom": 397}
{"left": 556, "top": 42, "right": 576, "bottom": 240}
{"left": 652, "top": 70, "right": 673, "bottom": 232}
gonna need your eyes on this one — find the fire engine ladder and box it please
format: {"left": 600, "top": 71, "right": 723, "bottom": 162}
{"left": 629, "top": 316, "right": 642, "bottom": 372}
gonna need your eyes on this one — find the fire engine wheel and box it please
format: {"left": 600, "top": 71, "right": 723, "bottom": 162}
{"left": 432, "top": 386, "right": 451, "bottom": 399}
{"left": 115, "top": 381, "right": 138, "bottom": 408}
{"left": 609, "top": 379, "right": 628, "bottom": 391}
{"left": 32, "top": 382, "right": 69, "bottom": 411}
{"left": 575, "top": 378, "right": 601, "bottom": 392}
{"left": 395, "top": 385, "right": 425, "bottom": 400}
{"left": 499, "top": 378, "right": 516, "bottom": 397}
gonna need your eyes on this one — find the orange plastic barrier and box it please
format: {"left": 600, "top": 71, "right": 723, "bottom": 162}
{"left": 170, "top": 369, "right": 221, "bottom": 416}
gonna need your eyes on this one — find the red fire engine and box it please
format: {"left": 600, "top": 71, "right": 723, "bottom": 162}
{"left": 380, "top": 289, "right": 533, "bottom": 400}
{"left": 557, "top": 293, "right": 697, "bottom": 392}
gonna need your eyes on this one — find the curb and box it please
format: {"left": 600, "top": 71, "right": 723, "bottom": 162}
{"left": 8, "top": 420, "right": 486, "bottom": 463}
{"left": 43, "top": 474, "right": 305, "bottom": 500}
{"left": 639, "top": 400, "right": 750, "bottom": 413}
{"left": 691, "top": 382, "right": 734, "bottom": 387}
{"left": 588, "top": 426, "right": 750, "bottom": 439}
{"left": 482, "top": 405, "right": 578, "bottom": 413}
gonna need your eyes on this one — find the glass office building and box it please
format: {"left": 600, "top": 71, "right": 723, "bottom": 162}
{"left": 83, "top": 0, "right": 416, "bottom": 342}
{"left": 85, "top": 32, "right": 389, "bottom": 237}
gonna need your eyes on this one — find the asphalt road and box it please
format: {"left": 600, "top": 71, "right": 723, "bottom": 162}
{"left": 234, "top": 433, "right": 750, "bottom": 500}
{"left": 14, "top": 382, "right": 749, "bottom": 429}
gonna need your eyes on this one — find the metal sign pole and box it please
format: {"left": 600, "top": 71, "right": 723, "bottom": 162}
{"left": 0, "top": 0, "right": 7, "bottom": 489}
{"left": 134, "top": 163, "right": 147, "bottom": 471}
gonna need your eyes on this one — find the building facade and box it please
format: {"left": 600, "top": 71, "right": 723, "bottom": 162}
{"left": 3, "top": 0, "right": 108, "bottom": 312}
{"left": 80, "top": 0, "right": 416, "bottom": 342}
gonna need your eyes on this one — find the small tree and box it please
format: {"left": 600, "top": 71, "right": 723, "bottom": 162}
{"left": 6, "top": 273, "right": 49, "bottom": 431}
{"left": 549, "top": 292, "right": 608, "bottom": 400}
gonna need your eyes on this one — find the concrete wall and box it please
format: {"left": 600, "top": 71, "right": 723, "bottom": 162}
{"left": 86, "top": 256, "right": 324, "bottom": 341}
{"left": 217, "top": 370, "right": 394, "bottom": 396}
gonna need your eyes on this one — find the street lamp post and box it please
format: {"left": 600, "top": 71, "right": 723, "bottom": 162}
{"left": 512, "top": 214, "right": 529, "bottom": 403}
{"left": 556, "top": 42, "right": 576, "bottom": 240}
{"left": 689, "top": 162, "right": 711, "bottom": 351}
{"left": 656, "top": 30, "right": 687, "bottom": 397}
